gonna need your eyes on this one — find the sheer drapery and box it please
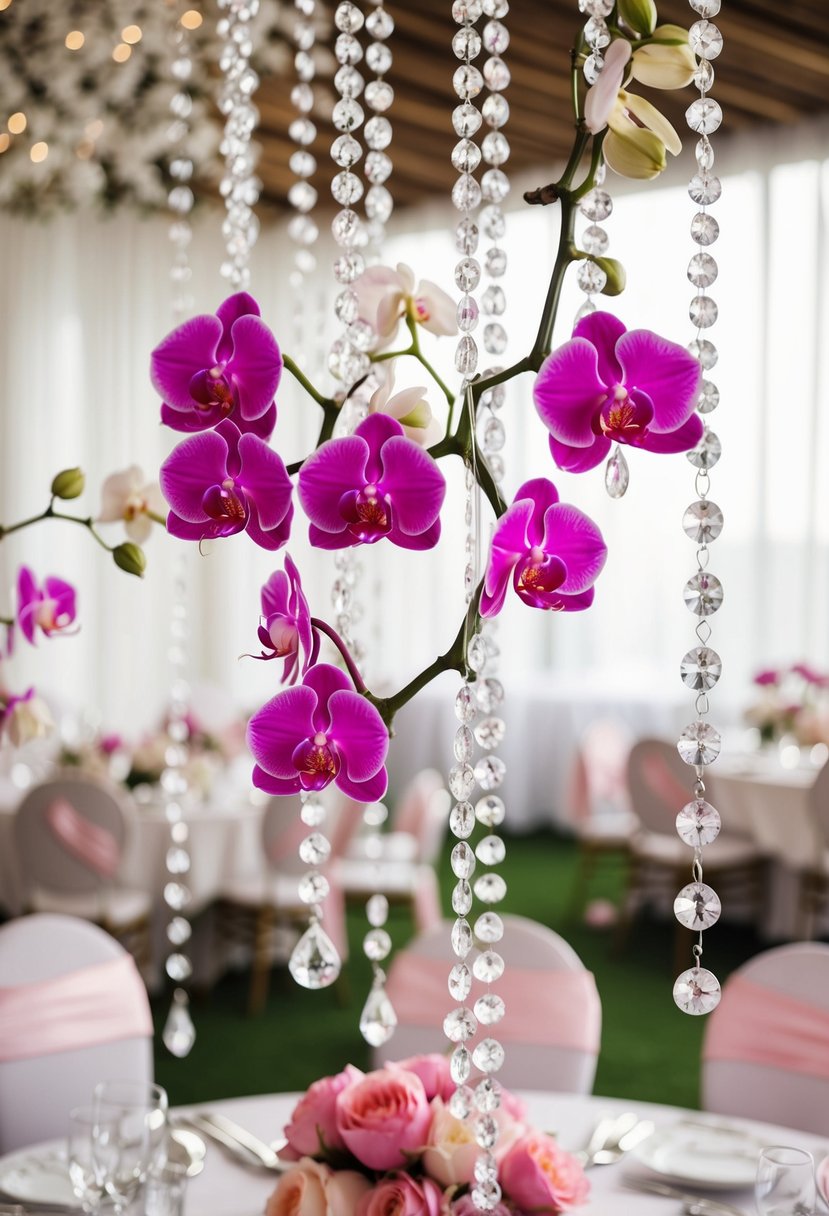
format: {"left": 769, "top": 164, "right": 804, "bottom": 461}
{"left": 1, "top": 118, "right": 827, "bottom": 738}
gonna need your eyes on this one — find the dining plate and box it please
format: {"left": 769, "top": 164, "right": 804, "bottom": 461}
{"left": 817, "top": 1154, "right": 829, "bottom": 1204}
{"left": 0, "top": 1144, "right": 76, "bottom": 1207}
{"left": 631, "top": 1119, "right": 767, "bottom": 1190}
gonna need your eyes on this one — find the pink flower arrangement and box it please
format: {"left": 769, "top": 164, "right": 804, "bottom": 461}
{"left": 746, "top": 662, "right": 829, "bottom": 747}
{"left": 269, "top": 1058, "right": 588, "bottom": 1216}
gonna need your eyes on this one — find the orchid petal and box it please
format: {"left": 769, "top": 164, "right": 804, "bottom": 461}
{"left": 376, "top": 436, "right": 446, "bottom": 536}
{"left": 298, "top": 436, "right": 369, "bottom": 533}
{"left": 160, "top": 431, "right": 229, "bottom": 522}
{"left": 640, "top": 412, "right": 704, "bottom": 453}
{"left": 533, "top": 340, "right": 608, "bottom": 447}
{"left": 215, "top": 292, "right": 260, "bottom": 362}
{"left": 573, "top": 311, "right": 626, "bottom": 386}
{"left": 541, "top": 503, "right": 608, "bottom": 593}
{"left": 247, "top": 686, "right": 317, "bottom": 778}
{"left": 513, "top": 478, "right": 560, "bottom": 546}
{"left": 165, "top": 513, "right": 213, "bottom": 541}
{"left": 328, "top": 689, "right": 389, "bottom": 781}
{"left": 559, "top": 587, "right": 597, "bottom": 612}
{"left": 237, "top": 434, "right": 293, "bottom": 530}
{"left": 617, "top": 329, "right": 700, "bottom": 432}
{"left": 215, "top": 419, "right": 243, "bottom": 477}
{"left": 548, "top": 433, "right": 611, "bottom": 473}
{"left": 44, "top": 577, "right": 77, "bottom": 625}
{"left": 336, "top": 765, "right": 388, "bottom": 802}
{"left": 480, "top": 500, "right": 533, "bottom": 617}
{"left": 357, "top": 413, "right": 405, "bottom": 474}
{"left": 375, "top": 291, "right": 406, "bottom": 342}
{"left": 159, "top": 401, "right": 224, "bottom": 432}
{"left": 303, "top": 664, "right": 353, "bottom": 734}
{"left": 397, "top": 264, "right": 416, "bottom": 293}
{"left": 584, "top": 38, "right": 632, "bottom": 133}
{"left": 414, "top": 280, "right": 457, "bottom": 336}
{"left": 617, "top": 90, "right": 681, "bottom": 155}
{"left": 308, "top": 524, "right": 351, "bottom": 549}
{"left": 261, "top": 570, "right": 289, "bottom": 619}
{"left": 151, "top": 315, "right": 222, "bottom": 411}
{"left": 603, "top": 126, "right": 667, "bottom": 180}
{"left": 98, "top": 467, "right": 142, "bottom": 522}
{"left": 125, "top": 515, "right": 153, "bottom": 544}
{"left": 245, "top": 505, "right": 293, "bottom": 552}
{"left": 388, "top": 518, "right": 442, "bottom": 550}
{"left": 227, "top": 314, "right": 283, "bottom": 421}
{"left": 252, "top": 765, "right": 302, "bottom": 796}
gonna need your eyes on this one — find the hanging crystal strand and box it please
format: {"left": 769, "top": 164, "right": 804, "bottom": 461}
{"left": 451, "top": 0, "right": 485, "bottom": 380}
{"left": 217, "top": 0, "right": 262, "bottom": 291}
{"left": 287, "top": 0, "right": 320, "bottom": 358}
{"left": 579, "top": 0, "right": 613, "bottom": 85}
{"left": 289, "top": 789, "right": 342, "bottom": 989}
{"left": 363, "top": 1, "right": 394, "bottom": 254}
{"left": 160, "top": 4, "right": 198, "bottom": 1061}
{"left": 673, "top": 0, "right": 725, "bottom": 1018}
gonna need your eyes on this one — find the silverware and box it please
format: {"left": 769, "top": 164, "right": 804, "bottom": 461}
{"left": 172, "top": 1112, "right": 285, "bottom": 1172}
{"left": 575, "top": 1113, "right": 655, "bottom": 1167}
{"left": 622, "top": 1176, "right": 749, "bottom": 1215}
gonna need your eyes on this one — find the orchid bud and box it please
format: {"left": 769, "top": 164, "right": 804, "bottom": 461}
{"left": 604, "top": 126, "right": 668, "bottom": 181}
{"left": 631, "top": 26, "right": 696, "bottom": 89}
{"left": 595, "top": 257, "right": 627, "bottom": 296}
{"left": 51, "top": 467, "right": 85, "bottom": 500}
{"left": 113, "top": 542, "right": 147, "bottom": 578}
{"left": 617, "top": 0, "right": 657, "bottom": 36}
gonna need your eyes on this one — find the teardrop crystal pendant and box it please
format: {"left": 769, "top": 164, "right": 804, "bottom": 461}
{"left": 359, "top": 976, "right": 397, "bottom": 1046}
{"left": 605, "top": 445, "right": 629, "bottom": 498}
{"left": 289, "top": 921, "right": 342, "bottom": 989}
{"left": 162, "top": 987, "right": 196, "bottom": 1058}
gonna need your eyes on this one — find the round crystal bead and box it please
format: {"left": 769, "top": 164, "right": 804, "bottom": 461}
{"left": 474, "top": 716, "right": 506, "bottom": 751}
{"left": 454, "top": 725, "right": 475, "bottom": 763}
{"left": 452, "top": 842, "right": 476, "bottom": 879}
{"left": 484, "top": 19, "right": 509, "bottom": 52}
{"left": 449, "top": 763, "right": 476, "bottom": 801}
{"left": 476, "top": 794, "right": 505, "bottom": 827}
{"left": 298, "top": 872, "right": 330, "bottom": 904}
{"left": 579, "top": 189, "right": 613, "bottom": 221}
{"left": 332, "top": 98, "right": 364, "bottom": 132}
{"left": 363, "top": 928, "right": 392, "bottom": 960}
{"left": 475, "top": 1083, "right": 502, "bottom": 1119}
{"left": 365, "top": 116, "right": 392, "bottom": 148}
{"left": 335, "top": 2, "right": 364, "bottom": 32}
{"left": 452, "top": 879, "right": 473, "bottom": 915}
{"left": 480, "top": 205, "right": 505, "bottom": 239}
{"left": 476, "top": 678, "right": 505, "bottom": 711}
{"left": 690, "top": 295, "right": 718, "bottom": 329}
{"left": 677, "top": 720, "right": 722, "bottom": 766}
{"left": 457, "top": 296, "right": 479, "bottom": 333}
{"left": 450, "top": 801, "right": 476, "bottom": 839}
{"left": 456, "top": 257, "right": 482, "bottom": 292}
{"left": 453, "top": 103, "right": 483, "bottom": 138}
{"left": 475, "top": 756, "right": 506, "bottom": 791}
{"left": 299, "top": 833, "right": 331, "bottom": 865}
{"left": 467, "top": 634, "right": 488, "bottom": 672}
{"left": 335, "top": 34, "right": 363, "bottom": 65}
{"left": 676, "top": 799, "right": 721, "bottom": 847}
{"left": 365, "top": 81, "right": 394, "bottom": 112}
{"left": 683, "top": 500, "right": 724, "bottom": 544}
{"left": 486, "top": 247, "right": 507, "bottom": 277}
{"left": 583, "top": 52, "right": 604, "bottom": 85}
{"left": 474, "top": 873, "right": 507, "bottom": 903}
{"left": 452, "top": 138, "right": 482, "bottom": 174}
{"left": 482, "top": 93, "right": 510, "bottom": 129}
{"left": 366, "top": 42, "right": 392, "bottom": 72}
{"left": 690, "top": 20, "right": 723, "bottom": 59}
{"left": 481, "top": 416, "right": 505, "bottom": 452}
{"left": 472, "top": 1038, "right": 505, "bottom": 1073}
{"left": 688, "top": 339, "right": 718, "bottom": 370}
{"left": 475, "top": 911, "right": 504, "bottom": 943}
{"left": 673, "top": 967, "right": 721, "bottom": 1015}
{"left": 680, "top": 646, "right": 722, "bottom": 691}
{"left": 483, "top": 0, "right": 509, "bottom": 15}
{"left": 686, "top": 98, "right": 723, "bottom": 134}
{"left": 577, "top": 260, "right": 607, "bottom": 293}
{"left": 452, "top": 174, "right": 482, "bottom": 213}
{"left": 333, "top": 251, "right": 365, "bottom": 283}
{"left": 365, "top": 150, "right": 392, "bottom": 183}
{"left": 444, "top": 1006, "right": 478, "bottom": 1042}
{"left": 365, "top": 184, "right": 393, "bottom": 222}
{"left": 452, "top": 26, "right": 482, "bottom": 58}
{"left": 698, "top": 380, "right": 720, "bottom": 413}
{"left": 334, "top": 65, "right": 364, "bottom": 99}
{"left": 584, "top": 15, "right": 610, "bottom": 45}
{"left": 449, "top": 963, "right": 472, "bottom": 1002}
{"left": 451, "top": 918, "right": 474, "bottom": 959}
{"left": 689, "top": 173, "right": 722, "bottom": 206}
{"left": 482, "top": 131, "right": 510, "bottom": 166}
{"left": 481, "top": 169, "right": 510, "bottom": 203}
{"left": 483, "top": 56, "right": 511, "bottom": 90}
{"left": 454, "top": 64, "right": 484, "bottom": 99}
{"left": 474, "top": 950, "right": 505, "bottom": 982}
{"left": 683, "top": 572, "right": 724, "bottom": 617}
{"left": 675, "top": 881, "right": 721, "bottom": 930}
{"left": 687, "top": 430, "right": 722, "bottom": 470}
{"left": 688, "top": 252, "right": 718, "bottom": 287}
{"left": 366, "top": 893, "right": 389, "bottom": 926}
{"left": 691, "top": 212, "right": 720, "bottom": 246}
{"left": 452, "top": 0, "right": 484, "bottom": 20}
{"left": 449, "top": 1085, "right": 474, "bottom": 1120}
{"left": 476, "top": 834, "right": 506, "bottom": 865}
{"left": 689, "top": 0, "right": 720, "bottom": 13}
{"left": 474, "top": 1114, "right": 499, "bottom": 1149}
{"left": 484, "top": 324, "right": 507, "bottom": 355}
{"left": 331, "top": 208, "right": 363, "bottom": 247}
{"left": 366, "top": 7, "right": 394, "bottom": 38}
{"left": 455, "top": 685, "right": 477, "bottom": 723}
{"left": 475, "top": 992, "right": 506, "bottom": 1025}
{"left": 582, "top": 224, "right": 609, "bottom": 255}
{"left": 331, "top": 171, "right": 363, "bottom": 205}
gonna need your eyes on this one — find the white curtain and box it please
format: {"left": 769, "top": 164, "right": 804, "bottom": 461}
{"left": 1, "top": 116, "right": 827, "bottom": 743}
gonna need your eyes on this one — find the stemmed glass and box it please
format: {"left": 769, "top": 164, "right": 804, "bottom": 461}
{"left": 755, "top": 1146, "right": 816, "bottom": 1216}
{"left": 67, "top": 1106, "right": 120, "bottom": 1214}
{"left": 92, "top": 1080, "right": 168, "bottom": 1213}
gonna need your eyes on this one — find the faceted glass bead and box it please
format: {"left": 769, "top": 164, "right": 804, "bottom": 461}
{"left": 449, "top": 763, "right": 476, "bottom": 800}
{"left": 481, "top": 287, "right": 505, "bottom": 318}
{"left": 452, "top": 138, "right": 482, "bottom": 174}
{"left": 163, "top": 989, "right": 195, "bottom": 1058}
{"left": 289, "top": 922, "right": 341, "bottom": 989}
{"left": 683, "top": 572, "right": 724, "bottom": 617}
{"left": 453, "top": 26, "right": 482, "bottom": 59}
{"left": 474, "top": 1114, "right": 499, "bottom": 1149}
{"left": 584, "top": 16, "right": 610, "bottom": 45}
{"left": 579, "top": 189, "right": 613, "bottom": 221}
{"left": 332, "top": 98, "right": 364, "bottom": 132}
{"left": 575, "top": 300, "right": 597, "bottom": 323}
{"left": 363, "top": 928, "right": 392, "bottom": 961}
{"left": 475, "top": 911, "right": 504, "bottom": 943}
{"left": 454, "top": 725, "right": 475, "bottom": 762}
{"left": 583, "top": 52, "right": 604, "bottom": 85}
{"left": 697, "top": 380, "right": 719, "bottom": 414}
{"left": 482, "top": 417, "right": 505, "bottom": 452}
{"left": 691, "top": 212, "right": 719, "bottom": 246}
{"left": 689, "top": 173, "right": 721, "bottom": 206}
{"left": 683, "top": 500, "right": 724, "bottom": 543}
{"left": 300, "top": 795, "right": 326, "bottom": 826}
{"left": 360, "top": 980, "right": 397, "bottom": 1047}
{"left": 688, "top": 252, "right": 718, "bottom": 287}
{"left": 467, "top": 634, "right": 488, "bottom": 672}
{"left": 605, "top": 447, "right": 630, "bottom": 499}
{"left": 483, "top": 56, "right": 511, "bottom": 91}
{"left": 687, "top": 430, "right": 722, "bottom": 469}
{"left": 444, "top": 1006, "right": 478, "bottom": 1042}
{"left": 365, "top": 81, "right": 394, "bottom": 112}
{"left": 457, "top": 296, "right": 479, "bottom": 333}
{"left": 367, "top": 893, "right": 389, "bottom": 926}
{"left": 677, "top": 720, "right": 722, "bottom": 766}
{"left": 456, "top": 336, "right": 479, "bottom": 375}
{"left": 450, "top": 801, "right": 476, "bottom": 839}
{"left": 452, "top": 841, "right": 476, "bottom": 879}
{"left": 673, "top": 967, "right": 721, "bottom": 1015}
{"left": 577, "top": 260, "right": 607, "bottom": 294}
{"left": 453, "top": 103, "right": 483, "bottom": 138}
{"left": 473, "top": 1038, "right": 505, "bottom": 1074}
{"left": 690, "top": 295, "right": 718, "bottom": 329}
{"left": 365, "top": 116, "right": 392, "bottom": 148}
{"left": 474, "top": 873, "right": 507, "bottom": 904}
{"left": 333, "top": 251, "right": 365, "bottom": 283}
{"left": 696, "top": 136, "right": 715, "bottom": 171}
{"left": 453, "top": 0, "right": 484, "bottom": 20}
{"left": 335, "top": 2, "right": 364, "bottom": 33}
{"left": 480, "top": 206, "right": 505, "bottom": 240}
{"left": 475, "top": 756, "right": 506, "bottom": 791}
{"left": 366, "top": 7, "right": 394, "bottom": 37}
{"left": 299, "top": 832, "right": 330, "bottom": 865}
{"left": 471, "top": 1184, "right": 502, "bottom": 1212}
{"left": 476, "top": 834, "right": 506, "bottom": 865}
{"left": 289, "top": 181, "right": 318, "bottom": 213}
{"left": 675, "top": 881, "right": 721, "bottom": 930}
{"left": 298, "top": 872, "right": 330, "bottom": 904}
{"left": 365, "top": 185, "right": 393, "bottom": 222}
{"left": 366, "top": 42, "right": 393, "bottom": 74}
{"left": 696, "top": 59, "right": 715, "bottom": 91}
{"left": 482, "top": 169, "right": 510, "bottom": 203}
{"left": 474, "top": 949, "right": 505, "bottom": 982}
{"left": 476, "top": 1088, "right": 502, "bottom": 1121}
{"left": 454, "top": 64, "right": 484, "bottom": 99}
{"left": 452, "top": 879, "right": 474, "bottom": 915}
{"left": 688, "top": 339, "right": 718, "bottom": 370}
{"left": 332, "top": 171, "right": 363, "bottom": 205}
{"left": 483, "top": 324, "right": 507, "bottom": 355}
{"left": 449, "top": 1085, "right": 474, "bottom": 1120}
{"left": 452, "top": 174, "right": 482, "bottom": 213}
{"left": 690, "top": 0, "right": 720, "bottom": 12}
{"left": 331, "top": 208, "right": 363, "bottom": 246}
{"left": 482, "top": 0, "right": 509, "bottom": 15}
{"left": 474, "top": 993, "right": 506, "bottom": 1026}
{"left": 676, "top": 798, "right": 721, "bottom": 847}
{"left": 450, "top": 1045, "right": 472, "bottom": 1084}
{"left": 335, "top": 65, "right": 364, "bottom": 99}
{"left": 482, "top": 131, "right": 510, "bottom": 166}
{"left": 456, "top": 257, "right": 482, "bottom": 292}
{"left": 449, "top": 962, "right": 472, "bottom": 1001}
{"left": 582, "top": 224, "right": 609, "bottom": 255}
{"left": 335, "top": 33, "right": 363, "bottom": 66}
{"left": 680, "top": 645, "right": 722, "bottom": 691}
{"left": 165, "top": 953, "right": 192, "bottom": 982}
{"left": 690, "top": 20, "right": 723, "bottom": 60}
{"left": 486, "top": 247, "right": 507, "bottom": 277}
{"left": 167, "top": 917, "right": 191, "bottom": 947}
{"left": 483, "top": 19, "right": 510, "bottom": 53}
{"left": 474, "top": 716, "right": 506, "bottom": 751}
{"left": 476, "top": 794, "right": 506, "bottom": 827}
{"left": 362, "top": 151, "right": 390, "bottom": 185}
{"left": 686, "top": 98, "right": 723, "bottom": 135}
{"left": 455, "top": 684, "right": 477, "bottom": 723}
{"left": 482, "top": 93, "right": 510, "bottom": 129}
{"left": 451, "top": 918, "right": 474, "bottom": 959}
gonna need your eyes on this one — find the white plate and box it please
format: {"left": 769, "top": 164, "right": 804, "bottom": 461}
{"left": 632, "top": 1119, "right": 766, "bottom": 1190}
{"left": 0, "top": 1144, "right": 76, "bottom": 1207}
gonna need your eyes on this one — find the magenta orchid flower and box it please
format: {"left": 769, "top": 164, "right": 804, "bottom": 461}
{"left": 753, "top": 668, "right": 781, "bottom": 687}
{"left": 160, "top": 419, "right": 293, "bottom": 551}
{"left": 151, "top": 292, "right": 281, "bottom": 439}
{"left": 534, "top": 311, "right": 703, "bottom": 474}
{"left": 480, "top": 478, "right": 607, "bottom": 617}
{"left": 16, "top": 567, "right": 78, "bottom": 644}
{"left": 256, "top": 554, "right": 316, "bottom": 683}
{"left": 247, "top": 663, "right": 389, "bottom": 801}
{"left": 298, "top": 413, "right": 446, "bottom": 551}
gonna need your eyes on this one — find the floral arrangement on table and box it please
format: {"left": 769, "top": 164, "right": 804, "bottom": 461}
{"left": 267, "top": 1056, "right": 589, "bottom": 1216}
{"left": 746, "top": 663, "right": 829, "bottom": 748}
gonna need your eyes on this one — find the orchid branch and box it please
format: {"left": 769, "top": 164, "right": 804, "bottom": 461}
{"left": 0, "top": 504, "right": 113, "bottom": 553}
{"left": 311, "top": 617, "right": 367, "bottom": 694}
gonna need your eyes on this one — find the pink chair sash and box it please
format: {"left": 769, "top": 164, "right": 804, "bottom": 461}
{"left": 640, "top": 753, "right": 689, "bottom": 811}
{"left": 0, "top": 955, "right": 153, "bottom": 1062}
{"left": 45, "top": 799, "right": 121, "bottom": 878}
{"left": 388, "top": 956, "right": 600, "bottom": 1052}
{"left": 704, "top": 975, "right": 829, "bottom": 1081}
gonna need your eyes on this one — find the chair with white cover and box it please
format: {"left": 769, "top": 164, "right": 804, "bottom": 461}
{"left": 334, "top": 770, "right": 450, "bottom": 933}
{"left": 0, "top": 913, "right": 154, "bottom": 1152}
{"left": 702, "top": 941, "right": 829, "bottom": 1136}
{"left": 797, "top": 760, "right": 829, "bottom": 937}
{"left": 617, "top": 738, "right": 764, "bottom": 971}
{"left": 13, "top": 773, "right": 152, "bottom": 970}
{"left": 373, "top": 914, "right": 601, "bottom": 1093}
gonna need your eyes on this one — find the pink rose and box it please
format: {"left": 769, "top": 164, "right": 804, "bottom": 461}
{"left": 422, "top": 1097, "right": 525, "bottom": 1188}
{"left": 500, "top": 1132, "right": 590, "bottom": 1212}
{"left": 284, "top": 1066, "right": 364, "bottom": 1160}
{"left": 388, "top": 1055, "right": 455, "bottom": 1102}
{"left": 335, "top": 1068, "right": 432, "bottom": 1171}
{"left": 267, "top": 1160, "right": 372, "bottom": 1216}
{"left": 358, "top": 1174, "right": 442, "bottom": 1216}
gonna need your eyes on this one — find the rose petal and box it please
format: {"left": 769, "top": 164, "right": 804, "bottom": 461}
{"left": 151, "top": 314, "right": 222, "bottom": 411}
{"left": 640, "top": 411, "right": 704, "bottom": 452}
{"left": 160, "top": 431, "right": 229, "bottom": 522}
{"left": 376, "top": 436, "right": 446, "bottom": 536}
{"left": 548, "top": 433, "right": 611, "bottom": 473}
{"left": 327, "top": 690, "right": 389, "bottom": 781}
{"left": 237, "top": 434, "right": 293, "bottom": 530}
{"left": 533, "top": 340, "right": 608, "bottom": 447}
{"left": 617, "top": 329, "right": 701, "bottom": 432}
{"left": 541, "top": 503, "right": 608, "bottom": 593}
{"left": 298, "top": 437, "right": 369, "bottom": 533}
{"left": 247, "top": 686, "right": 317, "bottom": 777}
{"left": 227, "top": 314, "right": 283, "bottom": 421}
{"left": 572, "top": 312, "right": 627, "bottom": 387}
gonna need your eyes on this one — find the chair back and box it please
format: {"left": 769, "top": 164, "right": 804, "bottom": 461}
{"left": 374, "top": 914, "right": 601, "bottom": 1093}
{"left": 392, "top": 769, "right": 449, "bottom": 864}
{"left": 566, "top": 718, "right": 631, "bottom": 825}
{"left": 0, "top": 913, "right": 154, "bottom": 1151}
{"left": 809, "top": 759, "right": 829, "bottom": 846}
{"left": 626, "top": 737, "right": 690, "bottom": 835}
{"left": 14, "top": 773, "right": 130, "bottom": 898}
{"left": 702, "top": 941, "right": 829, "bottom": 1135}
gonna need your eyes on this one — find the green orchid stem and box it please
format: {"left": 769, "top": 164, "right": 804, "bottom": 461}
{"left": 0, "top": 615, "right": 12, "bottom": 628}
{"left": 283, "top": 354, "right": 336, "bottom": 411}
{"left": 148, "top": 510, "right": 167, "bottom": 527}
{"left": 0, "top": 506, "right": 113, "bottom": 552}
{"left": 311, "top": 617, "right": 367, "bottom": 694}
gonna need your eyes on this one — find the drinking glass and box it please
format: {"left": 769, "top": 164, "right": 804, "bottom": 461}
{"left": 67, "top": 1106, "right": 120, "bottom": 1215}
{"left": 92, "top": 1080, "right": 168, "bottom": 1213}
{"left": 755, "top": 1146, "right": 816, "bottom": 1215}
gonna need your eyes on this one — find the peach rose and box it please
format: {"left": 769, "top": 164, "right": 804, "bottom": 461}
{"left": 388, "top": 1055, "right": 455, "bottom": 1102}
{"left": 422, "top": 1097, "right": 525, "bottom": 1188}
{"left": 267, "top": 1160, "right": 371, "bottom": 1216}
{"left": 358, "top": 1174, "right": 442, "bottom": 1216}
{"left": 335, "top": 1068, "right": 431, "bottom": 1171}
{"left": 500, "top": 1133, "right": 589, "bottom": 1212}
{"left": 283, "top": 1065, "right": 364, "bottom": 1160}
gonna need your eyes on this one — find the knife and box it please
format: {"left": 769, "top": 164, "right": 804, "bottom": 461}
{"left": 173, "top": 1112, "right": 284, "bottom": 1172}
{"left": 622, "top": 1176, "right": 749, "bottom": 1215}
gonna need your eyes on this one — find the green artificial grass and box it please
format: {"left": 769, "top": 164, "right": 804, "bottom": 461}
{"left": 152, "top": 829, "right": 765, "bottom": 1108}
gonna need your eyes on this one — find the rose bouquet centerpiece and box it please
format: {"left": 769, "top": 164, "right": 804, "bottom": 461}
{"left": 267, "top": 1056, "right": 589, "bottom": 1216}
{"left": 746, "top": 664, "right": 829, "bottom": 749}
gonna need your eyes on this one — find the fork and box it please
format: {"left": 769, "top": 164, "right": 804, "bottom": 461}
{"left": 622, "top": 1176, "right": 749, "bottom": 1215}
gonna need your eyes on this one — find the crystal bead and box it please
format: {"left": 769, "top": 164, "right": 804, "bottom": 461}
{"left": 687, "top": 430, "right": 722, "bottom": 470}
{"left": 487, "top": 453, "right": 505, "bottom": 482}
{"left": 335, "top": 1, "right": 364, "bottom": 32}
{"left": 479, "top": 206, "right": 504, "bottom": 241}
{"left": 475, "top": 911, "right": 504, "bottom": 943}
{"left": 476, "top": 794, "right": 505, "bottom": 827}
{"left": 483, "top": 0, "right": 509, "bottom": 15}
{"left": 474, "top": 716, "right": 506, "bottom": 751}
{"left": 331, "top": 208, "right": 363, "bottom": 246}
{"left": 582, "top": 224, "right": 609, "bottom": 255}
{"left": 334, "top": 65, "right": 364, "bottom": 99}
{"left": 483, "top": 56, "right": 511, "bottom": 91}
{"left": 331, "top": 171, "right": 363, "bottom": 206}
{"left": 452, "top": 138, "right": 481, "bottom": 174}
{"left": 366, "top": 43, "right": 392, "bottom": 75}
{"left": 689, "top": 173, "right": 722, "bottom": 207}
{"left": 475, "top": 1082, "right": 502, "bottom": 1116}
{"left": 449, "top": 1085, "right": 474, "bottom": 1119}
{"left": 298, "top": 872, "right": 330, "bottom": 904}
{"left": 471, "top": 1185, "right": 502, "bottom": 1212}
{"left": 484, "top": 324, "right": 507, "bottom": 355}
{"left": 452, "top": 842, "right": 476, "bottom": 879}
{"left": 366, "top": 7, "right": 394, "bottom": 38}
{"left": 577, "top": 260, "right": 608, "bottom": 294}
{"left": 575, "top": 300, "right": 597, "bottom": 323}
{"left": 163, "top": 989, "right": 196, "bottom": 1058}
{"left": 363, "top": 928, "right": 392, "bottom": 960}
{"left": 677, "top": 720, "right": 722, "bottom": 766}
{"left": 486, "top": 247, "right": 507, "bottom": 277}
{"left": 454, "top": 64, "right": 484, "bottom": 99}
{"left": 167, "top": 917, "right": 191, "bottom": 947}
{"left": 444, "top": 1005, "right": 478, "bottom": 1041}
{"left": 365, "top": 150, "right": 392, "bottom": 183}
{"left": 690, "top": 212, "right": 719, "bottom": 246}
{"left": 453, "top": 103, "right": 483, "bottom": 138}
{"left": 696, "top": 138, "right": 715, "bottom": 173}
{"left": 452, "top": 174, "right": 482, "bottom": 213}
{"left": 482, "top": 417, "right": 505, "bottom": 452}
{"left": 365, "top": 185, "right": 393, "bottom": 222}
{"left": 484, "top": 19, "right": 510, "bottom": 53}
{"left": 474, "top": 873, "right": 507, "bottom": 903}
{"left": 482, "top": 93, "right": 510, "bottom": 129}
{"left": 690, "top": 295, "right": 718, "bottom": 329}
{"left": 288, "top": 181, "right": 318, "bottom": 213}
{"left": 289, "top": 922, "right": 341, "bottom": 988}
{"left": 481, "top": 169, "right": 510, "bottom": 204}
{"left": 450, "top": 1045, "right": 472, "bottom": 1084}
{"left": 472, "top": 1038, "right": 505, "bottom": 1073}
{"left": 165, "top": 953, "right": 192, "bottom": 982}
{"left": 675, "top": 881, "right": 721, "bottom": 931}
{"left": 452, "top": 0, "right": 484, "bottom": 20}
{"left": 452, "top": 918, "right": 474, "bottom": 959}
{"left": 332, "top": 98, "right": 364, "bottom": 132}
{"left": 686, "top": 98, "right": 723, "bottom": 135}
{"left": 449, "top": 963, "right": 473, "bottom": 1001}
{"left": 583, "top": 52, "right": 604, "bottom": 85}
{"left": 450, "top": 801, "right": 476, "bottom": 839}
{"left": 696, "top": 61, "right": 716, "bottom": 92}
{"left": 164, "top": 882, "right": 191, "bottom": 911}
{"left": 690, "top": 0, "right": 720, "bottom": 12}
{"left": 475, "top": 756, "right": 506, "bottom": 791}
{"left": 683, "top": 500, "right": 724, "bottom": 544}
{"left": 365, "top": 116, "right": 392, "bottom": 149}
{"left": 690, "top": 20, "right": 723, "bottom": 60}
{"left": 482, "top": 131, "right": 510, "bottom": 167}
{"left": 476, "top": 834, "right": 506, "bottom": 865}
{"left": 605, "top": 447, "right": 629, "bottom": 498}
{"left": 584, "top": 16, "right": 611, "bottom": 45}
{"left": 481, "top": 286, "right": 506, "bottom": 317}
{"left": 580, "top": 189, "right": 613, "bottom": 222}
{"left": 456, "top": 257, "right": 482, "bottom": 292}
{"left": 673, "top": 967, "right": 721, "bottom": 1015}
{"left": 680, "top": 645, "right": 722, "bottom": 691}
{"left": 474, "top": 1114, "right": 499, "bottom": 1148}
{"left": 688, "top": 338, "right": 718, "bottom": 370}
{"left": 299, "top": 832, "right": 331, "bottom": 865}
{"left": 335, "top": 289, "right": 360, "bottom": 325}
{"left": 677, "top": 798, "right": 721, "bottom": 847}
{"left": 360, "top": 979, "right": 397, "bottom": 1046}
{"left": 449, "top": 763, "right": 476, "bottom": 801}
{"left": 452, "top": 26, "right": 482, "bottom": 59}
{"left": 467, "top": 634, "right": 488, "bottom": 672}
{"left": 474, "top": 949, "right": 504, "bottom": 982}
{"left": 455, "top": 684, "right": 477, "bottom": 723}
{"left": 454, "top": 726, "right": 475, "bottom": 763}
{"left": 687, "top": 252, "right": 718, "bottom": 287}
{"left": 365, "top": 81, "right": 394, "bottom": 112}
{"left": 335, "top": 33, "right": 363, "bottom": 66}
{"left": 698, "top": 380, "right": 719, "bottom": 413}
{"left": 457, "top": 295, "right": 479, "bottom": 333}
{"left": 476, "top": 678, "right": 505, "bottom": 712}
{"left": 452, "top": 879, "right": 474, "bottom": 915}
{"left": 300, "top": 795, "right": 326, "bottom": 826}
{"left": 367, "top": 893, "right": 389, "bottom": 926}
{"left": 455, "top": 335, "right": 479, "bottom": 375}
{"left": 683, "top": 572, "right": 724, "bottom": 617}
{"left": 166, "top": 847, "right": 190, "bottom": 875}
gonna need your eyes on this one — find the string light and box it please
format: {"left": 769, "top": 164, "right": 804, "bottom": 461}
{"left": 112, "top": 43, "right": 132, "bottom": 63}
{"left": 0, "top": 134, "right": 9, "bottom": 154}
{"left": 7, "top": 112, "right": 26, "bottom": 135}
{"left": 121, "top": 24, "right": 142, "bottom": 44}
{"left": 180, "top": 10, "right": 202, "bottom": 30}
{"left": 0, "top": 1, "right": 13, "bottom": 11}
{"left": 30, "top": 142, "right": 48, "bottom": 163}
{"left": 65, "top": 30, "right": 84, "bottom": 50}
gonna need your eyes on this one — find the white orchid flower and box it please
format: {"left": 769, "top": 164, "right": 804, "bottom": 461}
{"left": 354, "top": 262, "right": 457, "bottom": 350}
{"left": 98, "top": 466, "right": 165, "bottom": 542}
